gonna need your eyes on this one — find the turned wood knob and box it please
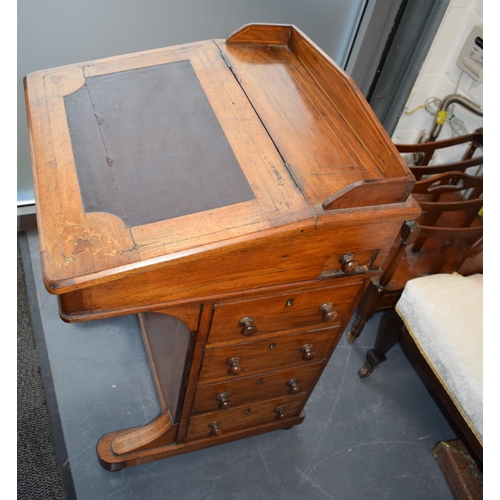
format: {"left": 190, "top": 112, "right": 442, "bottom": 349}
{"left": 275, "top": 406, "right": 287, "bottom": 420}
{"left": 239, "top": 316, "right": 258, "bottom": 336}
{"left": 319, "top": 302, "right": 338, "bottom": 322}
{"left": 287, "top": 378, "right": 302, "bottom": 394}
{"left": 339, "top": 252, "right": 359, "bottom": 274}
{"left": 300, "top": 344, "right": 316, "bottom": 361}
{"left": 209, "top": 421, "right": 223, "bottom": 437}
{"left": 216, "top": 392, "right": 232, "bottom": 410}
{"left": 226, "top": 356, "right": 243, "bottom": 375}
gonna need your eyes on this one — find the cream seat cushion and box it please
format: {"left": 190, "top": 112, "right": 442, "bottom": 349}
{"left": 396, "top": 273, "right": 483, "bottom": 443}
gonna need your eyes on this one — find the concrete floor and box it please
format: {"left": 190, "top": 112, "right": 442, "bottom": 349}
{"left": 22, "top": 228, "right": 458, "bottom": 500}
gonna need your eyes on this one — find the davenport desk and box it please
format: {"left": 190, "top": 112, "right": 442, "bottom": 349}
{"left": 24, "top": 23, "right": 420, "bottom": 471}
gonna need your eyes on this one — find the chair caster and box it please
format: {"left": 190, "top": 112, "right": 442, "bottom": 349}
{"left": 347, "top": 331, "right": 357, "bottom": 344}
{"left": 358, "top": 362, "right": 374, "bottom": 378}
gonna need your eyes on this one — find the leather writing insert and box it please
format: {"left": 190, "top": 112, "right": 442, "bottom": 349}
{"left": 64, "top": 60, "right": 254, "bottom": 227}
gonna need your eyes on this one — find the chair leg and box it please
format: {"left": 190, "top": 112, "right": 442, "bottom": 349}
{"left": 358, "top": 311, "right": 403, "bottom": 378}
{"left": 347, "top": 280, "right": 385, "bottom": 343}
{"left": 347, "top": 316, "right": 367, "bottom": 344}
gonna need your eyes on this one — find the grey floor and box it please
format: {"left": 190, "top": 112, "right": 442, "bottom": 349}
{"left": 22, "top": 227, "right": 458, "bottom": 500}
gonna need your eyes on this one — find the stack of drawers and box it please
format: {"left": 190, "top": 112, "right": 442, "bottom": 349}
{"left": 186, "top": 279, "right": 363, "bottom": 441}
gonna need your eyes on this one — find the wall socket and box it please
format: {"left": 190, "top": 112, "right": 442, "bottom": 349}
{"left": 457, "top": 25, "right": 483, "bottom": 82}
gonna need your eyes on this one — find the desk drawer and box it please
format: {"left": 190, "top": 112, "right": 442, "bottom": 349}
{"left": 192, "top": 363, "right": 321, "bottom": 414}
{"left": 199, "top": 327, "right": 340, "bottom": 383}
{"left": 186, "top": 394, "right": 305, "bottom": 441}
{"left": 208, "top": 282, "right": 361, "bottom": 344}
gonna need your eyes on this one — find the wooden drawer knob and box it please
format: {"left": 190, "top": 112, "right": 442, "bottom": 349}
{"left": 209, "top": 421, "right": 223, "bottom": 437}
{"left": 287, "top": 378, "right": 301, "bottom": 394}
{"left": 216, "top": 392, "right": 232, "bottom": 410}
{"left": 226, "top": 356, "right": 243, "bottom": 376}
{"left": 275, "top": 406, "right": 287, "bottom": 420}
{"left": 300, "top": 344, "right": 316, "bottom": 361}
{"left": 319, "top": 302, "right": 338, "bottom": 322}
{"left": 239, "top": 316, "right": 258, "bottom": 336}
{"left": 339, "top": 252, "right": 359, "bottom": 274}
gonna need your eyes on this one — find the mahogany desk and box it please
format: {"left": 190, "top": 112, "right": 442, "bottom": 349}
{"left": 24, "top": 23, "right": 420, "bottom": 470}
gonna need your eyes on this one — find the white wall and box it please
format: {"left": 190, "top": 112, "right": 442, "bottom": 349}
{"left": 392, "top": 0, "right": 483, "bottom": 158}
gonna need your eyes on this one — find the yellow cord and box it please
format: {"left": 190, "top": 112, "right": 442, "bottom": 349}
{"left": 404, "top": 104, "right": 424, "bottom": 115}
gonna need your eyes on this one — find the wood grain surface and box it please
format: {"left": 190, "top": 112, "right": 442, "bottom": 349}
{"left": 25, "top": 25, "right": 416, "bottom": 296}
{"left": 25, "top": 23, "right": 421, "bottom": 470}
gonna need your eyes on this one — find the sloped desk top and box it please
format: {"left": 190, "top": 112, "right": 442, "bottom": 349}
{"left": 25, "top": 23, "right": 417, "bottom": 302}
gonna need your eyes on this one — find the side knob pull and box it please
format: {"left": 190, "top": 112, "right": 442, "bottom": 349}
{"left": 239, "top": 316, "right": 258, "bottom": 337}
{"left": 287, "top": 378, "right": 302, "bottom": 394}
{"left": 339, "top": 252, "right": 359, "bottom": 275}
{"left": 209, "top": 421, "right": 223, "bottom": 437}
{"left": 216, "top": 392, "right": 232, "bottom": 410}
{"left": 227, "top": 356, "right": 243, "bottom": 376}
{"left": 319, "top": 302, "right": 338, "bottom": 323}
{"left": 275, "top": 406, "right": 287, "bottom": 420}
{"left": 300, "top": 344, "right": 316, "bottom": 361}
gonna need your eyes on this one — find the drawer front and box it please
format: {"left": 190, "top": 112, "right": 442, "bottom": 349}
{"left": 199, "top": 327, "right": 339, "bottom": 383}
{"left": 192, "top": 363, "right": 321, "bottom": 414}
{"left": 186, "top": 394, "right": 305, "bottom": 441}
{"left": 208, "top": 281, "right": 361, "bottom": 344}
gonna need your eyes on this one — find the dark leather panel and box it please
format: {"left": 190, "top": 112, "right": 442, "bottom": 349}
{"left": 65, "top": 60, "right": 254, "bottom": 227}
